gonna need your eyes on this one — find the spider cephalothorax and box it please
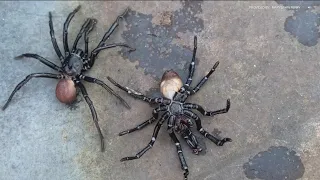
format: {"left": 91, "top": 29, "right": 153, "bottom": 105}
{"left": 107, "top": 36, "right": 232, "bottom": 179}
{"left": 2, "top": 6, "right": 135, "bottom": 151}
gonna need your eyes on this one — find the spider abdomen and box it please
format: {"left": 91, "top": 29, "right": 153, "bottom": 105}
{"left": 160, "top": 70, "right": 183, "bottom": 100}
{"left": 56, "top": 79, "right": 77, "bottom": 104}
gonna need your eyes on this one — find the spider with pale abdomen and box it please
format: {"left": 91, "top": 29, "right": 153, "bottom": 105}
{"left": 107, "top": 36, "right": 232, "bottom": 179}
{"left": 2, "top": 5, "right": 135, "bottom": 152}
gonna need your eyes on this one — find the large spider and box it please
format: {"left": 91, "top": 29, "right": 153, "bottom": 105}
{"left": 2, "top": 6, "right": 135, "bottom": 152}
{"left": 107, "top": 36, "right": 232, "bottom": 179}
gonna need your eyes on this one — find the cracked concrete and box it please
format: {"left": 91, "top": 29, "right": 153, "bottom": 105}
{"left": 1, "top": 1, "right": 320, "bottom": 180}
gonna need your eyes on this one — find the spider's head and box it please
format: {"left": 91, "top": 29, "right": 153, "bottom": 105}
{"left": 63, "top": 50, "right": 84, "bottom": 76}
{"left": 160, "top": 70, "right": 183, "bottom": 100}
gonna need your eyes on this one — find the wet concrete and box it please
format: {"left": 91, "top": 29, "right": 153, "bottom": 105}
{"left": 1, "top": 1, "right": 320, "bottom": 180}
{"left": 277, "top": 0, "right": 320, "bottom": 46}
{"left": 243, "top": 146, "right": 305, "bottom": 180}
{"left": 120, "top": 0, "right": 204, "bottom": 80}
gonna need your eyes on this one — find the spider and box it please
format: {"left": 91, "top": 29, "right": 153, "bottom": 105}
{"left": 1, "top": 5, "right": 135, "bottom": 152}
{"left": 107, "top": 36, "right": 232, "bottom": 179}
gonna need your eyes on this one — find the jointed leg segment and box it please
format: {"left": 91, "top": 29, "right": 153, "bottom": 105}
{"left": 191, "top": 61, "right": 220, "bottom": 95}
{"left": 181, "top": 128, "right": 202, "bottom": 154}
{"left": 107, "top": 77, "right": 170, "bottom": 104}
{"left": 89, "top": 7, "right": 131, "bottom": 67}
{"left": 169, "top": 131, "right": 189, "bottom": 180}
{"left": 183, "top": 99, "right": 230, "bottom": 116}
{"left": 2, "top": 73, "right": 63, "bottom": 110}
{"left": 183, "top": 110, "right": 232, "bottom": 146}
{"left": 184, "top": 36, "right": 197, "bottom": 88}
{"left": 120, "top": 112, "right": 170, "bottom": 161}
{"left": 72, "top": 18, "right": 97, "bottom": 52}
{"left": 63, "top": 5, "right": 81, "bottom": 56}
{"left": 118, "top": 105, "right": 167, "bottom": 136}
{"left": 49, "top": 12, "right": 64, "bottom": 62}
{"left": 15, "top": 54, "right": 63, "bottom": 72}
{"left": 82, "top": 75, "right": 130, "bottom": 109}
{"left": 76, "top": 81, "right": 105, "bottom": 152}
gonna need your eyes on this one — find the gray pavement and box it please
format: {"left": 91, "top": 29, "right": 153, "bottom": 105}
{"left": 0, "top": 1, "right": 319, "bottom": 180}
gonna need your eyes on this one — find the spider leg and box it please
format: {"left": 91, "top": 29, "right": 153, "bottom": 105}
{"left": 80, "top": 75, "right": 130, "bottom": 109}
{"left": 181, "top": 128, "right": 202, "bottom": 154}
{"left": 97, "top": 7, "right": 129, "bottom": 47}
{"left": 120, "top": 112, "right": 170, "bottom": 161}
{"left": 14, "top": 53, "right": 63, "bottom": 72}
{"left": 2, "top": 73, "right": 63, "bottom": 110}
{"left": 84, "top": 19, "right": 97, "bottom": 59}
{"left": 71, "top": 18, "right": 93, "bottom": 52}
{"left": 107, "top": 76, "right": 170, "bottom": 104}
{"left": 63, "top": 5, "right": 81, "bottom": 56}
{"left": 89, "top": 7, "right": 129, "bottom": 67}
{"left": 190, "top": 61, "right": 220, "bottom": 95}
{"left": 183, "top": 99, "right": 230, "bottom": 116}
{"left": 183, "top": 36, "right": 197, "bottom": 89}
{"left": 119, "top": 105, "right": 167, "bottom": 136}
{"left": 76, "top": 81, "right": 105, "bottom": 152}
{"left": 90, "top": 43, "right": 135, "bottom": 60}
{"left": 49, "top": 12, "right": 64, "bottom": 62}
{"left": 183, "top": 110, "right": 232, "bottom": 146}
{"left": 169, "top": 131, "right": 189, "bottom": 180}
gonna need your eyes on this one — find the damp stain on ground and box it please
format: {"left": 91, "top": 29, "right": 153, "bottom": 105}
{"left": 120, "top": 0, "right": 204, "bottom": 80}
{"left": 276, "top": 0, "right": 320, "bottom": 47}
{"left": 243, "top": 146, "right": 305, "bottom": 180}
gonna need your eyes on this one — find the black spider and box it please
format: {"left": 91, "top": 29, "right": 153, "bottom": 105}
{"left": 107, "top": 36, "right": 232, "bottom": 179}
{"left": 2, "top": 6, "right": 135, "bottom": 152}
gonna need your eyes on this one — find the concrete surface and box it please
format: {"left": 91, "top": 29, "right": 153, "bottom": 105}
{"left": 1, "top": 1, "right": 320, "bottom": 180}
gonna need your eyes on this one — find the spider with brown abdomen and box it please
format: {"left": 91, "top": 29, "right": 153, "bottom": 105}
{"left": 108, "top": 36, "right": 232, "bottom": 179}
{"left": 2, "top": 5, "right": 135, "bottom": 152}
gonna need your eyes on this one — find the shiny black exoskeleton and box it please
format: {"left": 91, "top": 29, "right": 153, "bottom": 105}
{"left": 2, "top": 5, "right": 135, "bottom": 152}
{"left": 108, "top": 36, "right": 232, "bottom": 180}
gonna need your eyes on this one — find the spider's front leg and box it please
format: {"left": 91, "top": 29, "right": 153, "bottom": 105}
{"left": 49, "top": 12, "right": 64, "bottom": 62}
{"left": 63, "top": 5, "right": 81, "bottom": 56}
{"left": 120, "top": 112, "right": 171, "bottom": 161}
{"left": 190, "top": 61, "right": 220, "bottom": 95}
{"left": 182, "top": 36, "right": 197, "bottom": 90}
{"left": 107, "top": 76, "right": 170, "bottom": 105}
{"left": 183, "top": 110, "right": 232, "bottom": 146}
{"left": 76, "top": 81, "right": 105, "bottom": 152}
{"left": 72, "top": 18, "right": 97, "bottom": 53}
{"left": 88, "top": 7, "right": 135, "bottom": 67}
{"left": 183, "top": 99, "right": 230, "bottom": 117}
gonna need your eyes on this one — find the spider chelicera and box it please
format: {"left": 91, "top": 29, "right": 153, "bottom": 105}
{"left": 107, "top": 36, "right": 232, "bottom": 179}
{"left": 2, "top": 6, "right": 135, "bottom": 152}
